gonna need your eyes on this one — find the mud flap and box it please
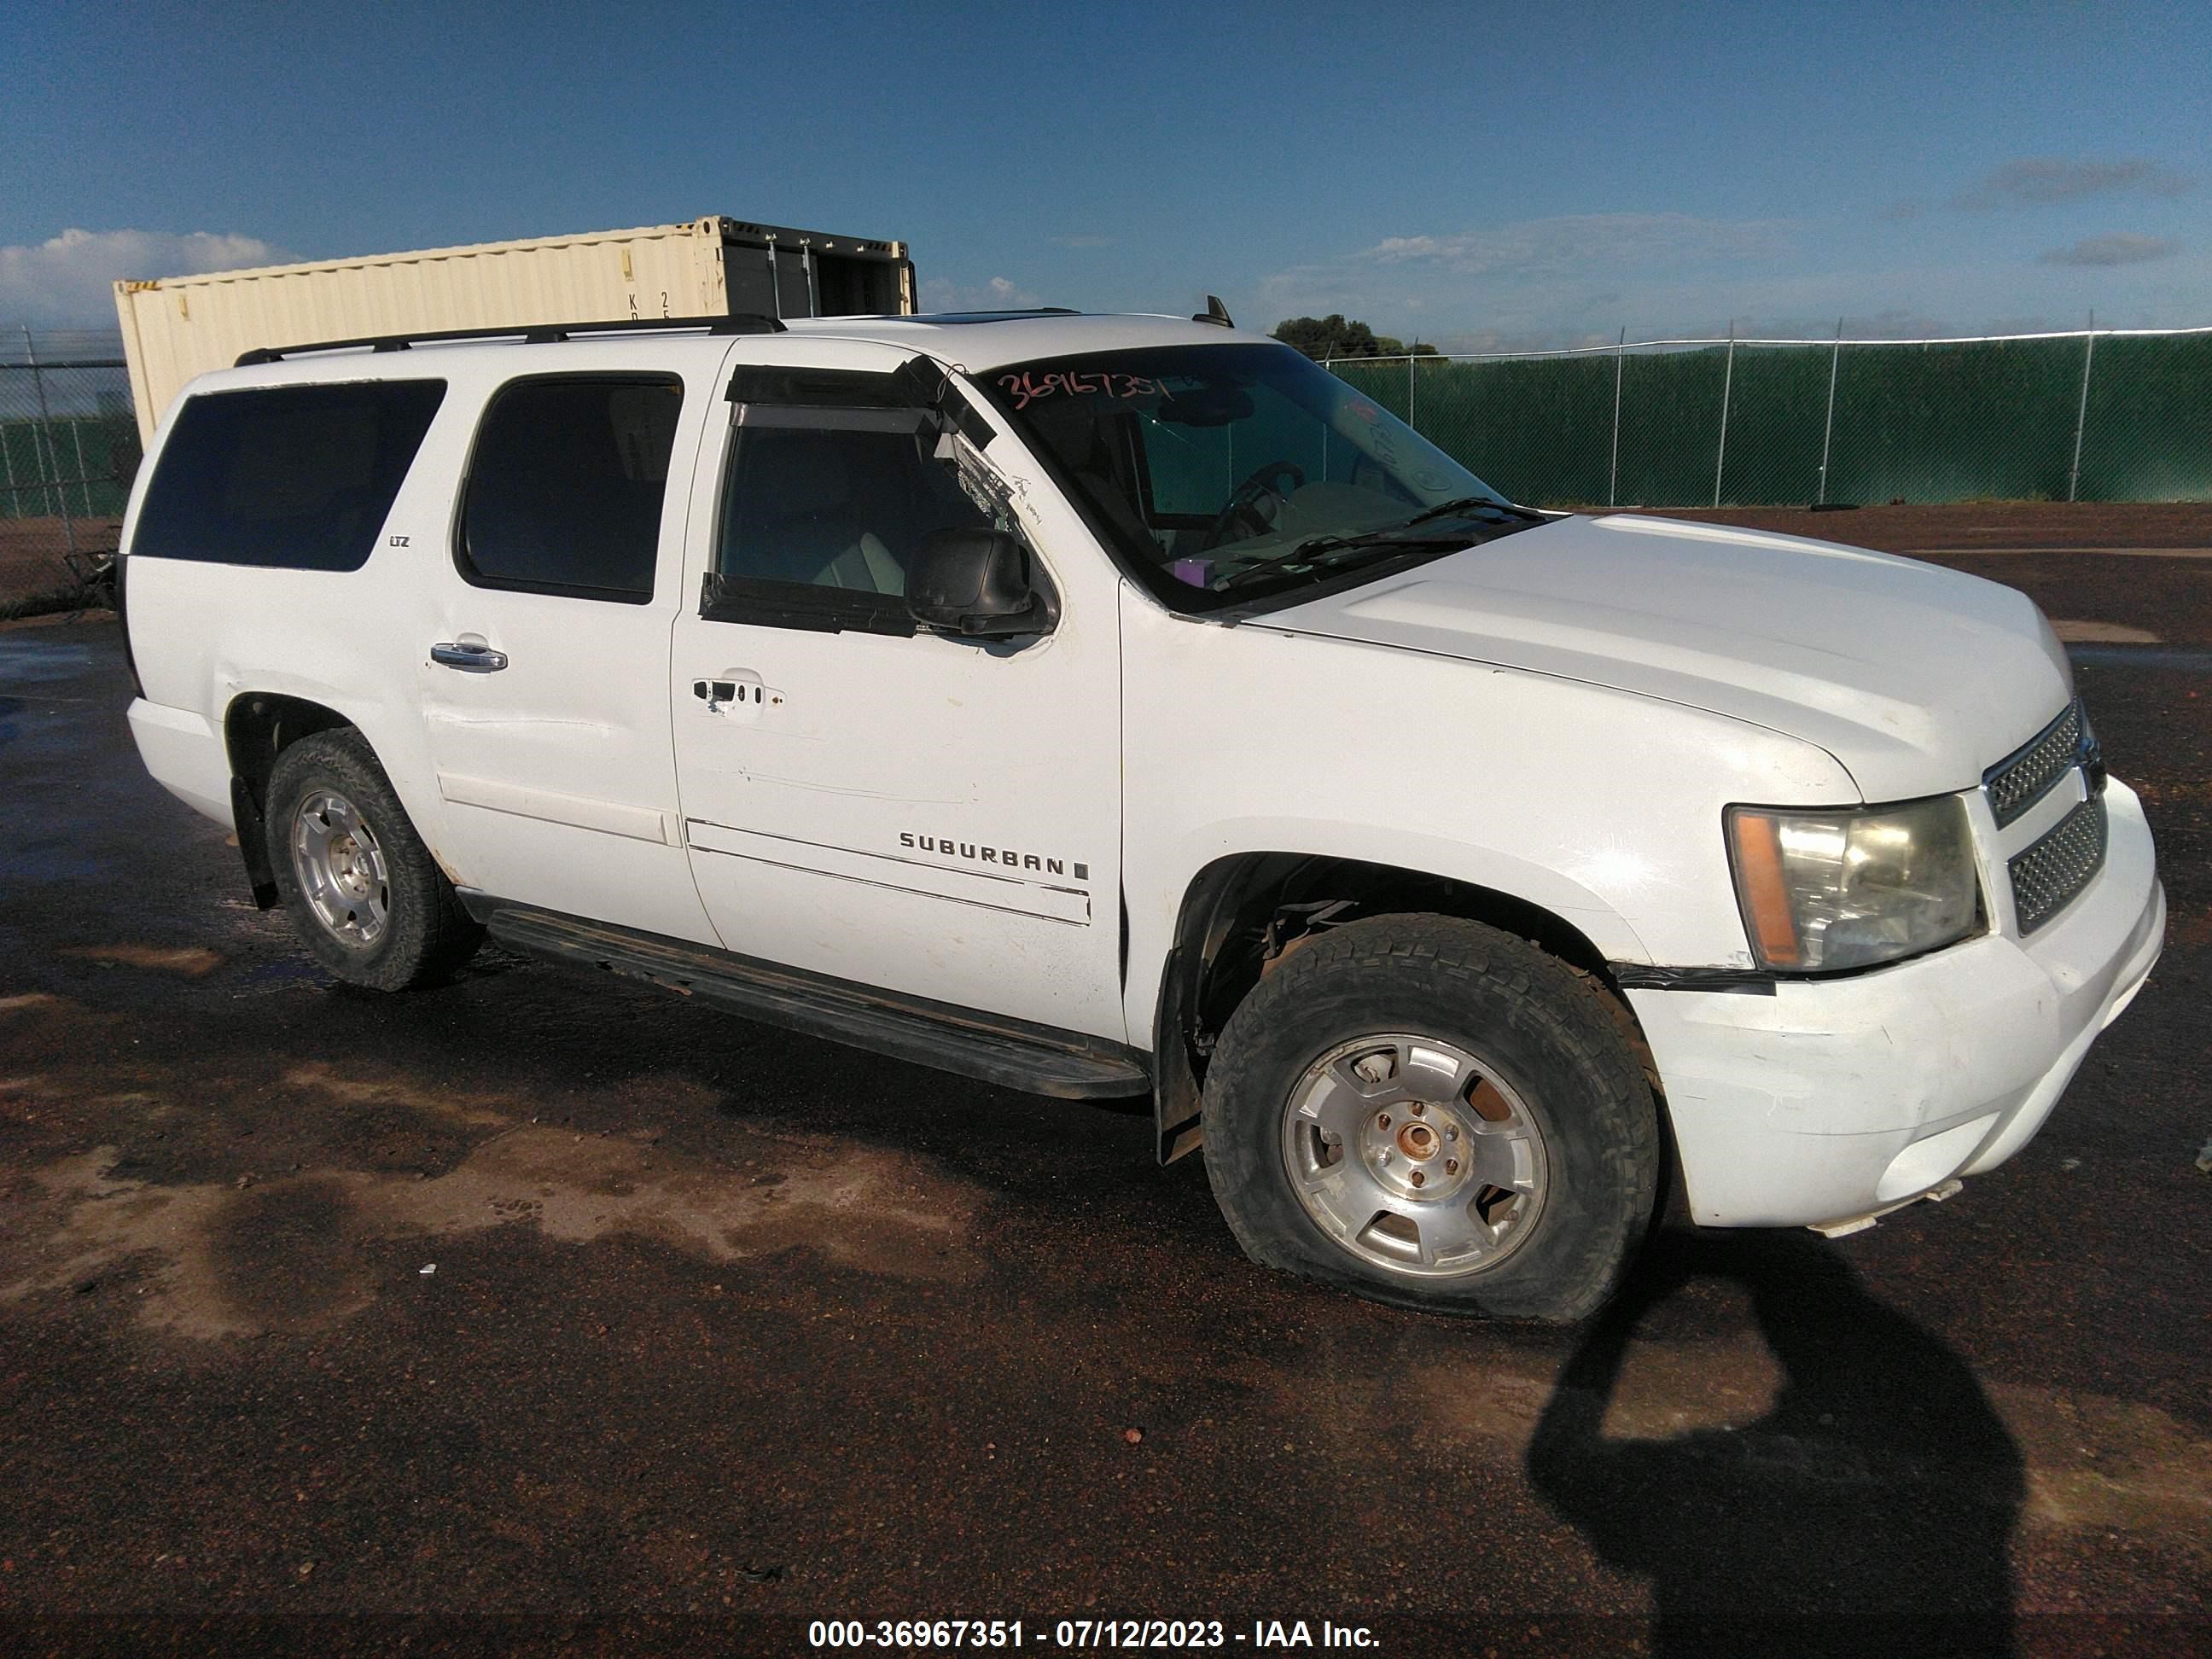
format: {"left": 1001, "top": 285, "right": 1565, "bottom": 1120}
{"left": 229, "top": 775, "right": 279, "bottom": 910}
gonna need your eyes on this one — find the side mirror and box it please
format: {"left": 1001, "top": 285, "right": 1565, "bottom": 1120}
{"left": 908, "top": 527, "right": 1054, "bottom": 637}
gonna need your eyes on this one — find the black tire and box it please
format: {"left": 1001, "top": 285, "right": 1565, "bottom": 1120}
{"left": 1201, "top": 914, "right": 1658, "bottom": 1322}
{"left": 265, "top": 729, "right": 483, "bottom": 991}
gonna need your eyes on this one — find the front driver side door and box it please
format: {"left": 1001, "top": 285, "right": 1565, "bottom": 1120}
{"left": 668, "top": 340, "right": 1126, "bottom": 1041}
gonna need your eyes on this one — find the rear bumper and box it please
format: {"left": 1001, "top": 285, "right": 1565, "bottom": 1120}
{"left": 127, "top": 697, "right": 233, "bottom": 828}
{"left": 1627, "top": 778, "right": 2163, "bottom": 1229}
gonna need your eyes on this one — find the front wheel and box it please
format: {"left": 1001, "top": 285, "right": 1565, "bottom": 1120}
{"left": 1200, "top": 915, "right": 1659, "bottom": 1322}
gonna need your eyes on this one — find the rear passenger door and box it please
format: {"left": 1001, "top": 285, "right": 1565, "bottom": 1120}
{"left": 412, "top": 362, "right": 718, "bottom": 944}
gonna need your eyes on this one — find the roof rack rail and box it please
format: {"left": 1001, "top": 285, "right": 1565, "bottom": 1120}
{"left": 904, "top": 308, "right": 1082, "bottom": 323}
{"left": 235, "top": 312, "right": 787, "bottom": 367}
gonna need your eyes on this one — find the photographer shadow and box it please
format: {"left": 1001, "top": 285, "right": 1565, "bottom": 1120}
{"left": 1526, "top": 1231, "right": 2024, "bottom": 1656}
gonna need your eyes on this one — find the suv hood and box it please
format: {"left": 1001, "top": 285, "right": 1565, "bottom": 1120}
{"left": 1264, "top": 513, "right": 2072, "bottom": 803}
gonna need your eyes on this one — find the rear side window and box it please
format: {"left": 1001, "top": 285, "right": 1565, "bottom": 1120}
{"left": 457, "top": 376, "right": 683, "bottom": 602}
{"left": 131, "top": 381, "right": 445, "bottom": 571}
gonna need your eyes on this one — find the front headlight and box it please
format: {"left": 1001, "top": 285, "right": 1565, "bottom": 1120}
{"left": 1726, "top": 795, "right": 1982, "bottom": 973}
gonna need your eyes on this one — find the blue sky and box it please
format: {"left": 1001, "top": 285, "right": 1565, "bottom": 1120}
{"left": 5, "top": 0, "right": 2209, "bottom": 348}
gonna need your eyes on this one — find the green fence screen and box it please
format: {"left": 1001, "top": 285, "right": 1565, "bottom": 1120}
{"left": 1, "top": 413, "right": 140, "bottom": 519}
{"left": 8, "top": 330, "right": 2207, "bottom": 523}
{"left": 1328, "top": 329, "right": 2212, "bottom": 509}
{"left": 1, "top": 346, "right": 141, "bottom": 524}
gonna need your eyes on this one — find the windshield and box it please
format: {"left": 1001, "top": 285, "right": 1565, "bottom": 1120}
{"left": 980, "top": 341, "right": 1531, "bottom": 612}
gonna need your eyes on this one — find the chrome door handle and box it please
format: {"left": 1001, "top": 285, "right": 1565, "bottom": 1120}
{"left": 431, "top": 641, "right": 509, "bottom": 672}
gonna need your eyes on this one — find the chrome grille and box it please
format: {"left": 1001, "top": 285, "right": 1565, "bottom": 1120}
{"left": 1984, "top": 699, "right": 2087, "bottom": 828}
{"left": 2008, "top": 795, "right": 2108, "bottom": 934}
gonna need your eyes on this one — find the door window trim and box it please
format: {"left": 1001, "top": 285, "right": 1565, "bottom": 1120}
{"left": 699, "top": 570, "right": 917, "bottom": 636}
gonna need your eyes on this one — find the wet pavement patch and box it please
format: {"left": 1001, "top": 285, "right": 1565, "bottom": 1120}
{"left": 0, "top": 635, "right": 96, "bottom": 684}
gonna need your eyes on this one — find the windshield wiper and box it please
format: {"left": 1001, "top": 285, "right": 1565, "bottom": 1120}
{"left": 1394, "top": 494, "right": 1545, "bottom": 529}
{"left": 1212, "top": 496, "right": 1544, "bottom": 594}
{"left": 1214, "top": 532, "right": 1473, "bottom": 592}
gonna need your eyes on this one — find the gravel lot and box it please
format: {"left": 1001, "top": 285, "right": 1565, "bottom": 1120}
{"left": 1, "top": 509, "right": 2206, "bottom": 1655}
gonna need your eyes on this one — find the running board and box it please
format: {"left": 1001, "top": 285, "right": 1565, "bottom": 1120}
{"left": 474, "top": 902, "right": 1151, "bottom": 1101}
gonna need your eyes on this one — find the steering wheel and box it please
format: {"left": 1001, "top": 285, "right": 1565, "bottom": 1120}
{"left": 1200, "top": 460, "right": 1307, "bottom": 551}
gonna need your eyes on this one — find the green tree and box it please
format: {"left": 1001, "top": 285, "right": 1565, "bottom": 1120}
{"left": 1272, "top": 314, "right": 1439, "bottom": 360}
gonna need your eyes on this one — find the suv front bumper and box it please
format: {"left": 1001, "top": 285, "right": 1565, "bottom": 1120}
{"left": 1626, "top": 777, "right": 2163, "bottom": 1230}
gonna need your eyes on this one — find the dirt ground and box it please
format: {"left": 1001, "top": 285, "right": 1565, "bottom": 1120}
{"left": 1650, "top": 501, "right": 2212, "bottom": 550}
{"left": 0, "top": 516, "right": 120, "bottom": 614}
{"left": 1648, "top": 503, "right": 2212, "bottom": 645}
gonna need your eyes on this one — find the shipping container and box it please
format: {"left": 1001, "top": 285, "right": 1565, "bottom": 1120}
{"left": 113, "top": 216, "right": 915, "bottom": 443}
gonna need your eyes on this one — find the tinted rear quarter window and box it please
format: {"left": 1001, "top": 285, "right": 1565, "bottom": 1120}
{"left": 131, "top": 381, "right": 446, "bottom": 571}
{"left": 457, "top": 376, "right": 683, "bottom": 602}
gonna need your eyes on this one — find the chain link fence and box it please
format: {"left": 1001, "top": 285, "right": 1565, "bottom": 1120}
{"left": 1327, "top": 325, "right": 2212, "bottom": 509}
{"left": 1, "top": 327, "right": 139, "bottom": 613}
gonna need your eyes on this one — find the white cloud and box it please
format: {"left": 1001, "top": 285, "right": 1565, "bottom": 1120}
{"left": 918, "top": 273, "right": 1046, "bottom": 311}
{"left": 0, "top": 227, "right": 289, "bottom": 327}
{"left": 1360, "top": 213, "right": 1794, "bottom": 276}
{"left": 2040, "top": 233, "right": 2180, "bottom": 267}
{"left": 1245, "top": 204, "right": 2212, "bottom": 351}
{"left": 1256, "top": 213, "right": 1794, "bottom": 339}
{"left": 1953, "top": 157, "right": 2192, "bottom": 211}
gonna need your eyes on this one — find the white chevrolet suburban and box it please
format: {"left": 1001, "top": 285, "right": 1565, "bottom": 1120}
{"left": 115, "top": 308, "right": 2164, "bottom": 1320}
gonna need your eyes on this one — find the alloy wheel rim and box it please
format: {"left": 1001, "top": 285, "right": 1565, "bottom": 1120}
{"left": 290, "top": 789, "right": 389, "bottom": 947}
{"left": 1279, "top": 1032, "right": 1549, "bottom": 1278}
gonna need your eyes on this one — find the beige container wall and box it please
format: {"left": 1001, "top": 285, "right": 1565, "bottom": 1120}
{"left": 114, "top": 221, "right": 735, "bottom": 445}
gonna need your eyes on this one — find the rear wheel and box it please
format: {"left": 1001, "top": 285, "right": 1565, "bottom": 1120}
{"left": 1201, "top": 914, "right": 1658, "bottom": 1322}
{"left": 265, "top": 730, "right": 482, "bottom": 990}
